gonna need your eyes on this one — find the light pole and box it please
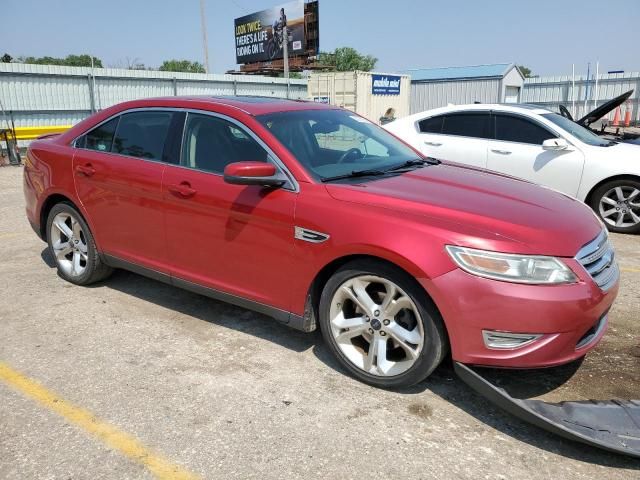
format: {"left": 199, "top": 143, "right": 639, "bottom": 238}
{"left": 200, "top": 0, "right": 210, "bottom": 73}
{"left": 283, "top": 24, "right": 289, "bottom": 79}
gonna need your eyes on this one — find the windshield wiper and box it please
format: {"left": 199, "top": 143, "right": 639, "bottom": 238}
{"left": 320, "top": 169, "right": 388, "bottom": 183}
{"left": 320, "top": 158, "right": 440, "bottom": 183}
{"left": 384, "top": 158, "right": 439, "bottom": 172}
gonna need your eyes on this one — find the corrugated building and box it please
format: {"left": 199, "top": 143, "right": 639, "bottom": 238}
{"left": 401, "top": 63, "right": 524, "bottom": 114}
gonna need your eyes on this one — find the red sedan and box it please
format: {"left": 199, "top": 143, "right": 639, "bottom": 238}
{"left": 23, "top": 96, "right": 619, "bottom": 388}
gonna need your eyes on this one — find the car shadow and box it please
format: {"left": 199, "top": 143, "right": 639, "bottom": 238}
{"left": 40, "top": 247, "right": 316, "bottom": 353}
{"left": 40, "top": 247, "right": 640, "bottom": 468}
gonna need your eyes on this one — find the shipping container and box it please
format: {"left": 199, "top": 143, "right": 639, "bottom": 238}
{"left": 308, "top": 71, "right": 411, "bottom": 124}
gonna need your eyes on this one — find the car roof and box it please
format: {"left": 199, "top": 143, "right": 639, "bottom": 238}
{"left": 402, "top": 103, "right": 554, "bottom": 122}
{"left": 113, "top": 95, "right": 338, "bottom": 116}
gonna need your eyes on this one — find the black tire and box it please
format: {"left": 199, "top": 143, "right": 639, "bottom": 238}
{"left": 46, "top": 202, "right": 113, "bottom": 285}
{"left": 318, "top": 259, "right": 448, "bottom": 389}
{"left": 589, "top": 178, "right": 640, "bottom": 234}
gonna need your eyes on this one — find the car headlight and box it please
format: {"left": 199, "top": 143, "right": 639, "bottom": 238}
{"left": 445, "top": 246, "right": 577, "bottom": 284}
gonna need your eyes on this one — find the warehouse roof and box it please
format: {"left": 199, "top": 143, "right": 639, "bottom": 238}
{"left": 400, "top": 63, "right": 519, "bottom": 82}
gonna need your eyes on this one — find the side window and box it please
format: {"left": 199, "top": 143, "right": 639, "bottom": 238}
{"left": 77, "top": 117, "right": 119, "bottom": 152}
{"left": 181, "top": 113, "right": 268, "bottom": 174}
{"left": 418, "top": 116, "right": 443, "bottom": 134}
{"left": 494, "top": 115, "right": 556, "bottom": 145}
{"left": 112, "top": 111, "right": 173, "bottom": 160}
{"left": 441, "top": 113, "right": 491, "bottom": 139}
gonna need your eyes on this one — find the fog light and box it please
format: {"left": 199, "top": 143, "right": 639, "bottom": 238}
{"left": 482, "top": 330, "right": 542, "bottom": 349}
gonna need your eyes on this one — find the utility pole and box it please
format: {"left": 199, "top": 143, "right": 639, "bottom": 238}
{"left": 283, "top": 24, "right": 289, "bottom": 79}
{"left": 200, "top": 0, "right": 210, "bottom": 73}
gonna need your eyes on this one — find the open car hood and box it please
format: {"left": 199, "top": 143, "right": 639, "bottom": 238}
{"left": 560, "top": 89, "right": 634, "bottom": 126}
{"left": 455, "top": 362, "right": 640, "bottom": 459}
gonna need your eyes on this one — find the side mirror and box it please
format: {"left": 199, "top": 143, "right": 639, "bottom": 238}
{"left": 223, "top": 161, "right": 286, "bottom": 187}
{"left": 542, "top": 138, "right": 570, "bottom": 151}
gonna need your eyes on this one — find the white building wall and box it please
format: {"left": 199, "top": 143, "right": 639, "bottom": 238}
{"left": 409, "top": 78, "right": 501, "bottom": 113}
{"left": 499, "top": 66, "right": 525, "bottom": 102}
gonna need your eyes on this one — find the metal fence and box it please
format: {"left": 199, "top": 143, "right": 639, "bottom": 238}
{"left": 0, "top": 63, "right": 308, "bottom": 145}
{"left": 522, "top": 71, "right": 640, "bottom": 123}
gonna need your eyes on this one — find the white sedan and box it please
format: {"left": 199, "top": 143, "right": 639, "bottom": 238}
{"left": 385, "top": 104, "right": 640, "bottom": 233}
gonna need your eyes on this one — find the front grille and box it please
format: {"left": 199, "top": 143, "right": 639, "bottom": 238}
{"left": 575, "top": 229, "right": 619, "bottom": 291}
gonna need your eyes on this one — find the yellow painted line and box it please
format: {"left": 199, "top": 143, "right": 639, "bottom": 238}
{"left": 0, "top": 362, "right": 199, "bottom": 480}
{"left": 621, "top": 267, "right": 640, "bottom": 273}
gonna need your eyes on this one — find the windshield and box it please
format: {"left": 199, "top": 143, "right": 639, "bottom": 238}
{"left": 257, "top": 109, "right": 421, "bottom": 181}
{"left": 541, "top": 113, "right": 615, "bottom": 147}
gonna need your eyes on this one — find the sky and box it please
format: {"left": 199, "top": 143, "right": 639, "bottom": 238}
{"left": 2, "top": 0, "right": 639, "bottom": 76}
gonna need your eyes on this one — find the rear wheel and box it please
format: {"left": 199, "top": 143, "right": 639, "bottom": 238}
{"left": 319, "top": 259, "right": 447, "bottom": 388}
{"left": 590, "top": 179, "right": 640, "bottom": 234}
{"left": 46, "top": 203, "right": 113, "bottom": 285}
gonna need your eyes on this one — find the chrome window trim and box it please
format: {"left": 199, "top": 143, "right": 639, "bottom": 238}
{"left": 71, "top": 106, "right": 299, "bottom": 193}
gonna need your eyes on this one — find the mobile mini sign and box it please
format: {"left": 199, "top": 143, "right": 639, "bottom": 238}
{"left": 371, "top": 74, "right": 402, "bottom": 95}
{"left": 234, "top": 1, "right": 305, "bottom": 64}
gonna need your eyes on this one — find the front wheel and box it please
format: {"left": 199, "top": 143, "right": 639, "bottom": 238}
{"left": 319, "top": 259, "right": 448, "bottom": 389}
{"left": 590, "top": 179, "right": 640, "bottom": 234}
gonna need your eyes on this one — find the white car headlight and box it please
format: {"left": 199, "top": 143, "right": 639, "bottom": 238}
{"left": 445, "top": 246, "right": 577, "bottom": 284}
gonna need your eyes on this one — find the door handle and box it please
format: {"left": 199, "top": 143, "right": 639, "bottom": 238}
{"left": 167, "top": 182, "right": 197, "bottom": 198}
{"left": 424, "top": 141, "right": 443, "bottom": 147}
{"left": 491, "top": 149, "right": 512, "bottom": 155}
{"left": 75, "top": 163, "right": 96, "bottom": 176}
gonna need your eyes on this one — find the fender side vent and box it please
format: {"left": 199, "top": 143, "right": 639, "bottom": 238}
{"left": 294, "top": 226, "right": 329, "bottom": 243}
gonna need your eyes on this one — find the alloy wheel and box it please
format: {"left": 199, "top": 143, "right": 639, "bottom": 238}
{"left": 329, "top": 275, "right": 424, "bottom": 377}
{"left": 599, "top": 186, "right": 640, "bottom": 228}
{"left": 50, "top": 212, "right": 88, "bottom": 277}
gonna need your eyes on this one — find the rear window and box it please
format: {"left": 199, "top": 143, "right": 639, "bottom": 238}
{"left": 418, "top": 116, "right": 443, "bottom": 134}
{"left": 441, "top": 113, "right": 491, "bottom": 139}
{"left": 77, "top": 117, "right": 119, "bottom": 152}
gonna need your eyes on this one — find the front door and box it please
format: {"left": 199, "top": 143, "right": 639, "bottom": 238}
{"left": 487, "top": 113, "right": 585, "bottom": 196}
{"left": 162, "top": 111, "right": 297, "bottom": 311}
{"left": 73, "top": 110, "right": 178, "bottom": 271}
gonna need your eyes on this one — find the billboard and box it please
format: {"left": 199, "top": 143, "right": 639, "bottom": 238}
{"left": 371, "top": 74, "right": 402, "bottom": 95}
{"left": 234, "top": 1, "right": 305, "bottom": 64}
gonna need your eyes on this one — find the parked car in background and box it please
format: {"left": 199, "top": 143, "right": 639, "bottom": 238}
{"left": 385, "top": 103, "right": 640, "bottom": 233}
{"left": 24, "top": 97, "right": 618, "bottom": 388}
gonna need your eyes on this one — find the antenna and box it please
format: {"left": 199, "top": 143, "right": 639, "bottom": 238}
{"left": 200, "top": 0, "right": 210, "bottom": 73}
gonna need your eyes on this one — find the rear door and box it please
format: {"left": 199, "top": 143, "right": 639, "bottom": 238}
{"left": 161, "top": 111, "right": 297, "bottom": 311}
{"left": 487, "top": 113, "right": 585, "bottom": 196}
{"left": 416, "top": 112, "right": 490, "bottom": 168}
{"left": 73, "top": 109, "right": 181, "bottom": 271}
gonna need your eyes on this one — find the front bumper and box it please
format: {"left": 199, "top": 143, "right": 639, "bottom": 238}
{"left": 425, "top": 258, "right": 619, "bottom": 368}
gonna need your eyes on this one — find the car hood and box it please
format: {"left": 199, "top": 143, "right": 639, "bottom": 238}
{"left": 325, "top": 163, "right": 602, "bottom": 257}
{"left": 575, "top": 89, "right": 634, "bottom": 126}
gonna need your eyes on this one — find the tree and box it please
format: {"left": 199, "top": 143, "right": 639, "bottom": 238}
{"left": 159, "top": 59, "right": 205, "bottom": 73}
{"left": 518, "top": 65, "right": 534, "bottom": 78}
{"left": 318, "top": 47, "right": 377, "bottom": 72}
{"left": 1, "top": 53, "right": 12, "bottom": 63}
{"left": 22, "top": 54, "right": 102, "bottom": 67}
